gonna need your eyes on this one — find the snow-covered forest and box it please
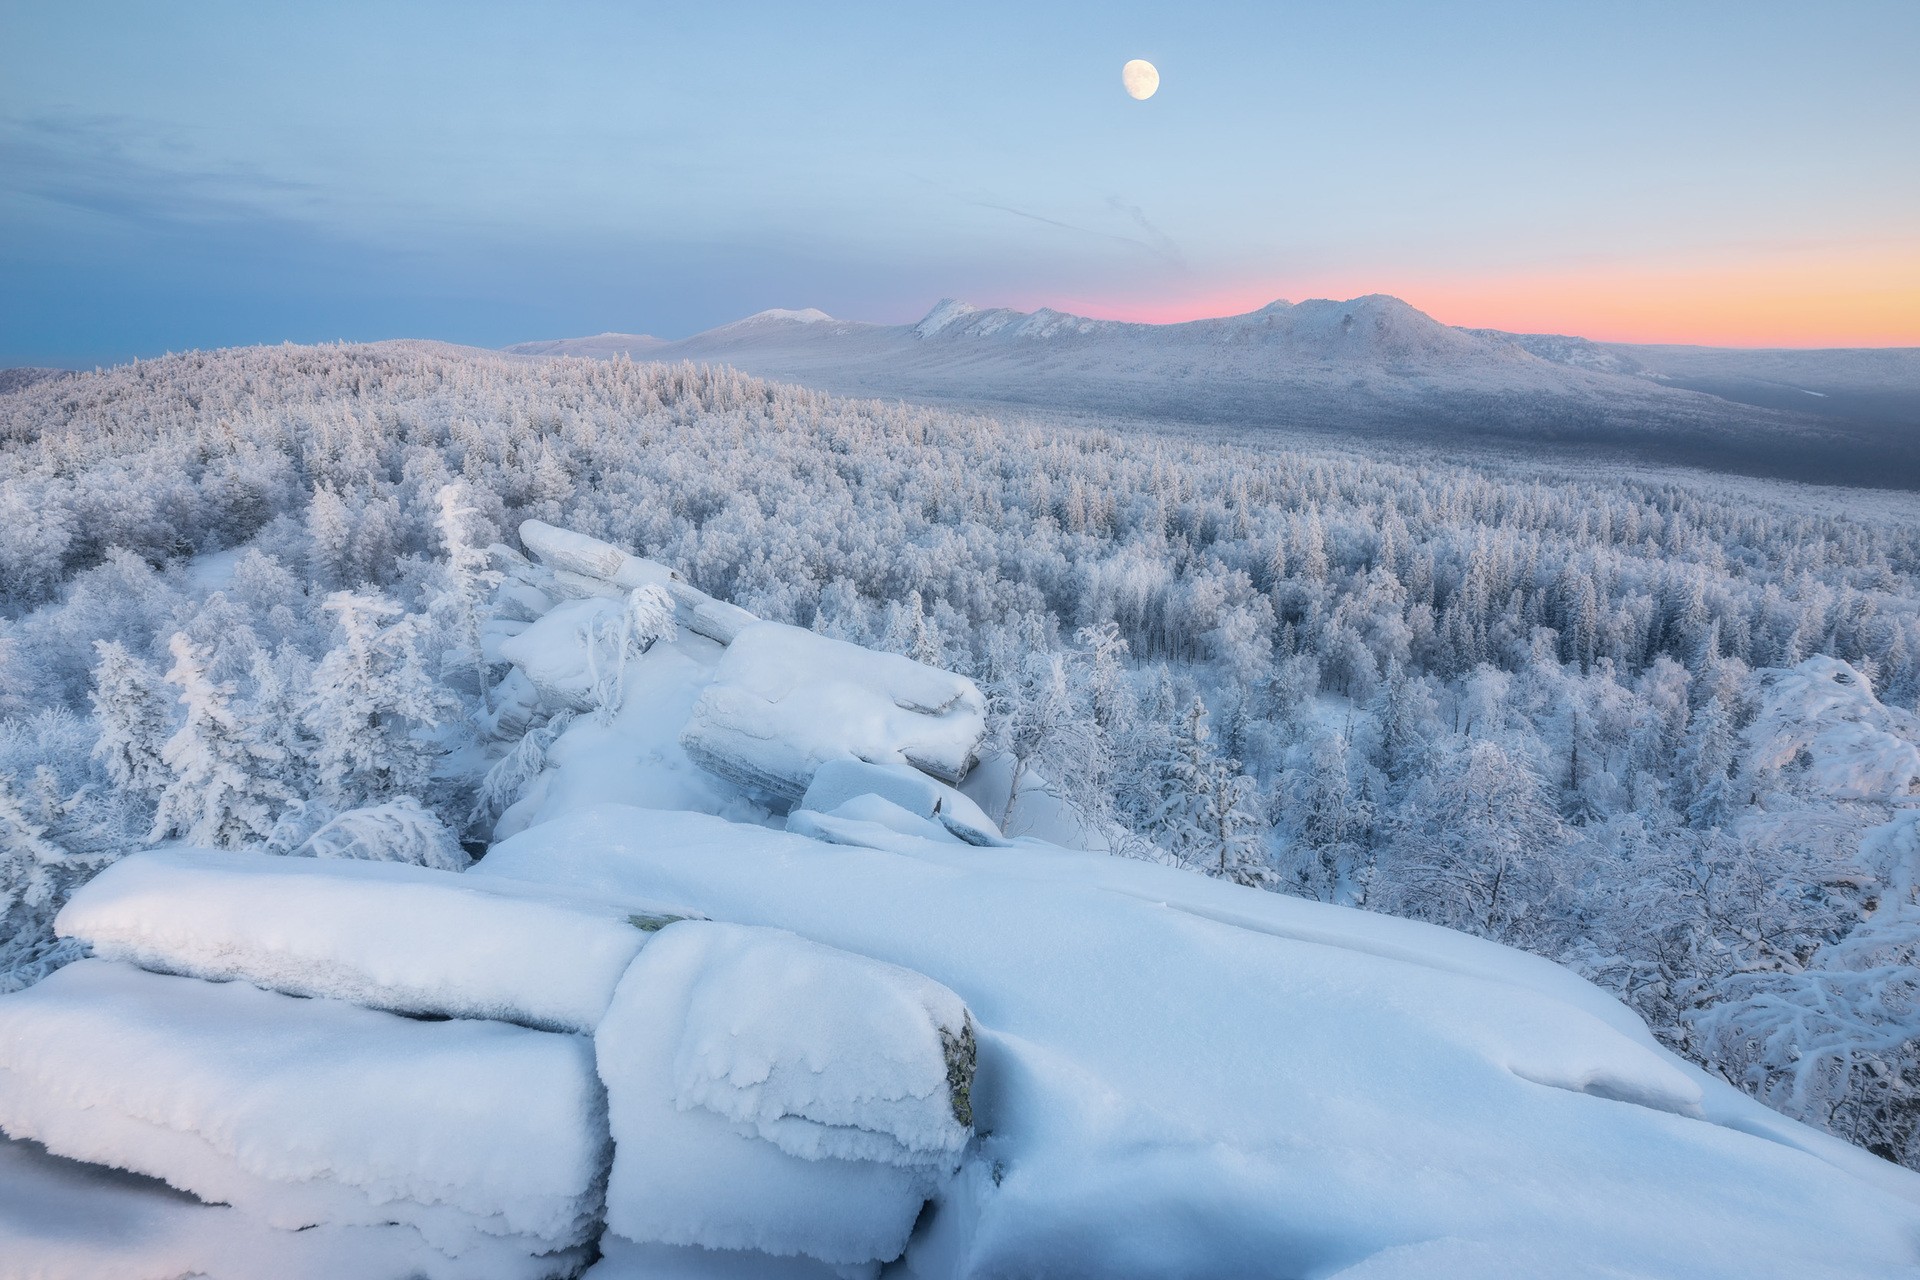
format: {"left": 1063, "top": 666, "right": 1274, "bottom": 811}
{"left": 4, "top": 341, "right": 1919, "bottom": 1170}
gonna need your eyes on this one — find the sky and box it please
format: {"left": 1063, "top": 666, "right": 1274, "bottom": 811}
{"left": 3, "top": 0, "right": 1917, "bottom": 366}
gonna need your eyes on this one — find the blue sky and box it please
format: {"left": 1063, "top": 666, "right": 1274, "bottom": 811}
{"left": 4, "top": 0, "right": 1916, "bottom": 364}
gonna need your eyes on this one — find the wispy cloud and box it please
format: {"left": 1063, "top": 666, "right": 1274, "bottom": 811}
{"left": 910, "top": 176, "right": 1186, "bottom": 269}
{"left": 0, "top": 112, "right": 318, "bottom": 231}
{"left": 1104, "top": 197, "right": 1186, "bottom": 272}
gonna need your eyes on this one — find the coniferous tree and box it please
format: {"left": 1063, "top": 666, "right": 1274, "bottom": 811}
{"left": 87, "top": 640, "right": 173, "bottom": 804}
{"left": 1681, "top": 694, "right": 1737, "bottom": 828}
{"left": 431, "top": 482, "right": 502, "bottom": 713}
{"left": 149, "top": 632, "right": 290, "bottom": 848}
{"left": 304, "top": 591, "right": 445, "bottom": 808}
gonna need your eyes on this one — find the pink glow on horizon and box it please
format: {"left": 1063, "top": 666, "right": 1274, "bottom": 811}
{"left": 1033, "top": 248, "right": 1920, "bottom": 349}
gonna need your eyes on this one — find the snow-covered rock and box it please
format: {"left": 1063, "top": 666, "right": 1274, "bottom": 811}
{"left": 520, "top": 520, "right": 684, "bottom": 594}
{"left": 478, "top": 803, "right": 1920, "bottom": 1279}
{"left": 594, "top": 923, "right": 942, "bottom": 1269}
{"left": 498, "top": 596, "right": 627, "bottom": 712}
{"left": 663, "top": 922, "right": 973, "bottom": 1169}
{"left": 57, "top": 847, "right": 650, "bottom": 1033}
{"left": 518, "top": 520, "right": 755, "bottom": 645}
{"left": 797, "top": 758, "right": 1005, "bottom": 846}
{"left": 0, "top": 960, "right": 607, "bottom": 1260}
{"left": 1748, "top": 656, "right": 1920, "bottom": 802}
{"left": 681, "top": 622, "right": 987, "bottom": 801}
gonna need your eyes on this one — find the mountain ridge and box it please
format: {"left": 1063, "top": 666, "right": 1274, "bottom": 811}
{"left": 504, "top": 295, "right": 1920, "bottom": 487}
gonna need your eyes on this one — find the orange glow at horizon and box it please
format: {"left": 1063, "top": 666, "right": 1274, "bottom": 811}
{"left": 1048, "top": 246, "right": 1920, "bottom": 348}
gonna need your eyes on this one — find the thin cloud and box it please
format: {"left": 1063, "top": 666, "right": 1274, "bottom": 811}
{"left": 0, "top": 112, "right": 317, "bottom": 231}
{"left": 911, "top": 176, "right": 1185, "bottom": 269}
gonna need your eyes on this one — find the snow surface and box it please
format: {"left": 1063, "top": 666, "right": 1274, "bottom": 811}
{"left": 57, "top": 847, "right": 649, "bottom": 1033}
{"left": 478, "top": 803, "right": 1920, "bottom": 1279}
{"left": 681, "top": 621, "right": 987, "bottom": 800}
{"left": 494, "top": 631, "right": 769, "bottom": 839}
{"left": 1747, "top": 656, "right": 1920, "bottom": 802}
{"left": 0, "top": 960, "right": 606, "bottom": 1258}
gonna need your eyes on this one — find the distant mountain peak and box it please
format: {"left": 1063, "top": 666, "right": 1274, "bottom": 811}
{"left": 914, "top": 299, "right": 979, "bottom": 338}
{"left": 732, "top": 307, "right": 834, "bottom": 327}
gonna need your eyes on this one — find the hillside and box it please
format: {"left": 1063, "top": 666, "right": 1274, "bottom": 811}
{"left": 509, "top": 297, "right": 1920, "bottom": 487}
{"left": 4, "top": 519, "right": 1917, "bottom": 1279}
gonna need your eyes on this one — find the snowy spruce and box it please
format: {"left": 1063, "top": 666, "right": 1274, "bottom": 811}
{"left": 2, "top": 343, "right": 1920, "bottom": 1275}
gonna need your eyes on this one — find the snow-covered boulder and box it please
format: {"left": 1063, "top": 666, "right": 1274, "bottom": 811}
{"left": 594, "top": 922, "right": 955, "bottom": 1268}
{"left": 521, "top": 520, "right": 683, "bottom": 593}
{"left": 519, "top": 520, "right": 756, "bottom": 645}
{"left": 1747, "top": 656, "right": 1920, "bottom": 802}
{"left": 497, "top": 596, "right": 626, "bottom": 713}
{"left": 797, "top": 758, "right": 1006, "bottom": 846}
{"left": 0, "top": 961, "right": 607, "bottom": 1261}
{"left": 663, "top": 922, "right": 974, "bottom": 1168}
{"left": 681, "top": 622, "right": 987, "bottom": 801}
{"left": 57, "top": 847, "right": 650, "bottom": 1033}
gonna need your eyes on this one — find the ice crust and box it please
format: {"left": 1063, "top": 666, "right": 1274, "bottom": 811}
{"left": 57, "top": 846, "right": 648, "bottom": 1033}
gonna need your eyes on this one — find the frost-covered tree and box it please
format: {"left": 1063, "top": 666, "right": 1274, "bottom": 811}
{"left": 1280, "top": 726, "right": 1377, "bottom": 904}
{"left": 305, "top": 484, "right": 354, "bottom": 589}
{"left": 0, "top": 767, "right": 127, "bottom": 990}
{"left": 1367, "top": 658, "right": 1435, "bottom": 783}
{"left": 304, "top": 591, "right": 446, "bottom": 808}
{"left": 430, "top": 482, "right": 502, "bottom": 713}
{"left": 587, "top": 585, "right": 677, "bottom": 725}
{"left": 294, "top": 796, "right": 471, "bottom": 871}
{"left": 1380, "top": 738, "right": 1567, "bottom": 944}
{"left": 87, "top": 640, "right": 173, "bottom": 804}
{"left": 148, "top": 633, "right": 290, "bottom": 848}
{"left": 1152, "top": 697, "right": 1269, "bottom": 885}
{"left": 244, "top": 640, "right": 316, "bottom": 797}
{"left": 1681, "top": 694, "right": 1737, "bottom": 828}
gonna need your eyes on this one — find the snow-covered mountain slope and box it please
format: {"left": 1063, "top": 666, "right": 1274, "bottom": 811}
{"left": 503, "top": 333, "right": 669, "bottom": 359}
{"left": 8, "top": 519, "right": 1920, "bottom": 1279}
{"left": 1472, "top": 331, "right": 1920, "bottom": 433}
{"left": 505, "top": 297, "right": 1920, "bottom": 487}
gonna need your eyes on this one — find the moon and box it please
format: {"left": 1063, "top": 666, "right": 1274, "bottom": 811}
{"left": 1122, "top": 59, "right": 1159, "bottom": 101}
